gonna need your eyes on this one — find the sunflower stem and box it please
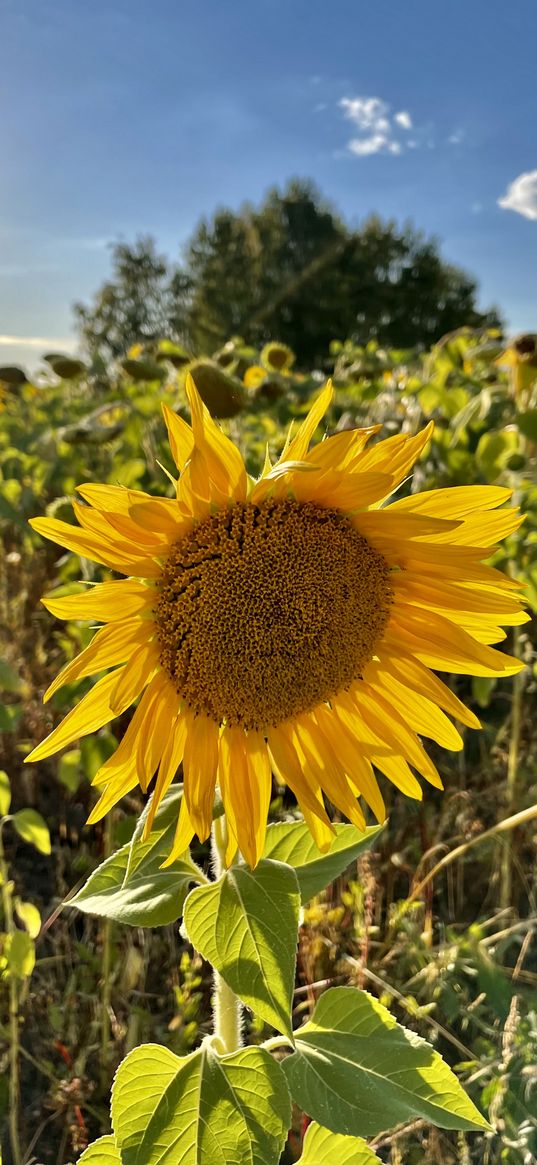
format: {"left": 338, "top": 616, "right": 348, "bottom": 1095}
{"left": 211, "top": 815, "right": 243, "bottom": 1054}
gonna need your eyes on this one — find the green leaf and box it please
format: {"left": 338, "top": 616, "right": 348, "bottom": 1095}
{"left": 184, "top": 860, "right": 300, "bottom": 1037}
{"left": 0, "top": 703, "right": 22, "bottom": 732}
{"left": 0, "top": 770, "right": 11, "bottom": 816}
{"left": 71, "top": 787, "right": 202, "bottom": 926}
{"left": 299, "top": 1123, "right": 382, "bottom": 1165}
{"left": 3, "top": 930, "right": 35, "bottom": 979}
{"left": 263, "top": 822, "right": 382, "bottom": 903}
{"left": 58, "top": 748, "right": 83, "bottom": 793}
{"left": 476, "top": 428, "right": 520, "bottom": 481}
{"left": 0, "top": 659, "right": 24, "bottom": 694}
{"left": 516, "top": 408, "right": 537, "bottom": 442}
{"left": 12, "top": 809, "right": 51, "bottom": 855}
{"left": 14, "top": 899, "right": 41, "bottom": 938}
{"left": 111, "top": 1041, "right": 291, "bottom": 1165}
{"left": 282, "top": 987, "right": 491, "bottom": 1136}
{"left": 78, "top": 1135, "right": 121, "bottom": 1163}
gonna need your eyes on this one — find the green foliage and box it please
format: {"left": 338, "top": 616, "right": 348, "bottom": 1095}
{"left": 74, "top": 182, "right": 498, "bottom": 366}
{"left": 11, "top": 809, "right": 51, "bottom": 855}
{"left": 263, "top": 821, "right": 383, "bottom": 903}
{"left": 183, "top": 860, "right": 300, "bottom": 1038}
{"left": 110, "top": 1041, "right": 291, "bottom": 1165}
{"left": 78, "top": 1137, "right": 121, "bottom": 1163}
{"left": 1, "top": 318, "right": 535, "bottom": 1164}
{"left": 0, "top": 770, "right": 11, "bottom": 816}
{"left": 72, "top": 787, "right": 203, "bottom": 926}
{"left": 282, "top": 987, "right": 490, "bottom": 1136}
{"left": 299, "top": 1122, "right": 382, "bottom": 1165}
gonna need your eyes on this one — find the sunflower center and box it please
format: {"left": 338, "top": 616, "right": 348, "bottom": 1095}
{"left": 154, "top": 499, "right": 392, "bottom": 731}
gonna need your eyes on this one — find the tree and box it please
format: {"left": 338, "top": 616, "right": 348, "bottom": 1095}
{"left": 74, "top": 183, "right": 499, "bottom": 366}
{"left": 73, "top": 237, "right": 191, "bottom": 363}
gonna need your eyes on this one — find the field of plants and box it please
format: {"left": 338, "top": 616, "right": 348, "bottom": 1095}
{"left": 1, "top": 327, "right": 536, "bottom": 1164}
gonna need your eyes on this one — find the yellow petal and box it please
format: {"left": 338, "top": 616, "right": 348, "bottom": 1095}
{"left": 371, "top": 754, "right": 423, "bottom": 799}
{"left": 182, "top": 710, "right": 219, "bottom": 840}
{"left": 218, "top": 726, "right": 260, "bottom": 868}
{"left": 143, "top": 713, "right": 187, "bottom": 839}
{"left": 389, "top": 485, "right": 513, "bottom": 518}
{"left": 25, "top": 670, "right": 125, "bottom": 762}
{"left": 364, "top": 664, "right": 464, "bottom": 751}
{"left": 160, "top": 795, "right": 195, "bottom": 866}
{"left": 357, "top": 422, "right": 434, "bottom": 488}
{"left": 389, "top": 608, "right": 524, "bottom": 677}
{"left": 184, "top": 373, "right": 247, "bottom": 501}
{"left": 352, "top": 511, "right": 460, "bottom": 542}
{"left": 296, "top": 710, "right": 366, "bottom": 832}
{"left": 290, "top": 467, "right": 393, "bottom": 510}
{"left": 244, "top": 730, "right": 273, "bottom": 866}
{"left": 162, "top": 403, "right": 195, "bottom": 471}
{"left": 267, "top": 723, "right": 334, "bottom": 836}
{"left": 86, "top": 768, "right": 139, "bottom": 824}
{"left": 323, "top": 704, "right": 386, "bottom": 822}
{"left": 342, "top": 684, "right": 442, "bottom": 787}
{"left": 108, "top": 641, "right": 160, "bottom": 715}
{"left": 29, "top": 517, "right": 162, "bottom": 577}
{"left": 390, "top": 573, "right": 526, "bottom": 618}
{"left": 92, "top": 672, "right": 169, "bottom": 787}
{"left": 379, "top": 647, "right": 481, "bottom": 730}
{"left": 129, "top": 497, "right": 191, "bottom": 537}
{"left": 42, "top": 581, "right": 155, "bottom": 622}
{"left": 76, "top": 483, "right": 151, "bottom": 514}
{"left": 304, "top": 426, "right": 381, "bottom": 472}
{"left": 277, "top": 381, "right": 333, "bottom": 465}
{"left": 136, "top": 680, "right": 179, "bottom": 793}
{"left": 43, "top": 618, "right": 149, "bottom": 702}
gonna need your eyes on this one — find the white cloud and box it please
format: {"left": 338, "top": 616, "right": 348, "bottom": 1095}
{"left": 0, "top": 335, "right": 78, "bottom": 350}
{"left": 339, "top": 95, "right": 416, "bottom": 157}
{"left": 349, "top": 133, "right": 389, "bottom": 156}
{"left": 498, "top": 171, "right": 537, "bottom": 221}
{"left": 394, "top": 110, "right": 412, "bottom": 130}
{"left": 448, "top": 129, "right": 464, "bottom": 145}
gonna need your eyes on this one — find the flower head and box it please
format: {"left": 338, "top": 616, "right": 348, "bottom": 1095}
{"left": 27, "top": 377, "right": 527, "bottom": 866}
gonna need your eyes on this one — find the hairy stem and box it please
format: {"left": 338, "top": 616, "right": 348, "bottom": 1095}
{"left": 0, "top": 826, "right": 23, "bottom": 1165}
{"left": 211, "top": 816, "right": 243, "bottom": 1054}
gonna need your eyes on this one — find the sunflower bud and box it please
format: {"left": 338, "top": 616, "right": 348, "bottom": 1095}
{"left": 187, "top": 360, "right": 245, "bottom": 418}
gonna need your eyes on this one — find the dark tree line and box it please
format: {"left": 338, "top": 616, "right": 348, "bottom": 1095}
{"left": 74, "top": 181, "right": 499, "bottom": 367}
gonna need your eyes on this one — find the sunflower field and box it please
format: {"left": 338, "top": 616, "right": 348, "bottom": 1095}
{"left": 1, "top": 327, "right": 536, "bottom": 1165}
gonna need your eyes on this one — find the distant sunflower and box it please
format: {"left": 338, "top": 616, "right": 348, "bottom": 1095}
{"left": 27, "top": 377, "right": 527, "bottom": 867}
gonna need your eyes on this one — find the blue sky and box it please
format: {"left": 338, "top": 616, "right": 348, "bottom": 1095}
{"left": 2, "top": 0, "right": 537, "bottom": 369}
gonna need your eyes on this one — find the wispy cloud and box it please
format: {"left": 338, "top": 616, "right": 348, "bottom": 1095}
{"left": 339, "top": 96, "right": 415, "bottom": 157}
{"left": 394, "top": 110, "right": 412, "bottom": 130}
{"left": 0, "top": 335, "right": 78, "bottom": 351}
{"left": 498, "top": 171, "right": 537, "bottom": 221}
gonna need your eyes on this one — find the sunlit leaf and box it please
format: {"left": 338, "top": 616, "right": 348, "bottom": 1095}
{"left": 184, "top": 860, "right": 299, "bottom": 1037}
{"left": 299, "top": 1123, "right": 382, "bottom": 1165}
{"left": 282, "top": 987, "right": 491, "bottom": 1136}
{"left": 263, "top": 822, "right": 382, "bottom": 903}
{"left": 12, "top": 809, "right": 51, "bottom": 855}
{"left": 111, "top": 1041, "right": 291, "bottom": 1165}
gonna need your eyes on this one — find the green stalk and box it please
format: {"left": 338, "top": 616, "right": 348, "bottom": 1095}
{"left": 0, "top": 826, "right": 23, "bottom": 1165}
{"left": 210, "top": 816, "right": 242, "bottom": 1054}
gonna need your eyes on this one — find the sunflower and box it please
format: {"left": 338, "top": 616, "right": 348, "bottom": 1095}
{"left": 26, "top": 377, "right": 527, "bottom": 867}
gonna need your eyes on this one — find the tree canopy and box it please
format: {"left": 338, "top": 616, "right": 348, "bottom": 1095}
{"left": 74, "top": 182, "right": 499, "bottom": 366}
